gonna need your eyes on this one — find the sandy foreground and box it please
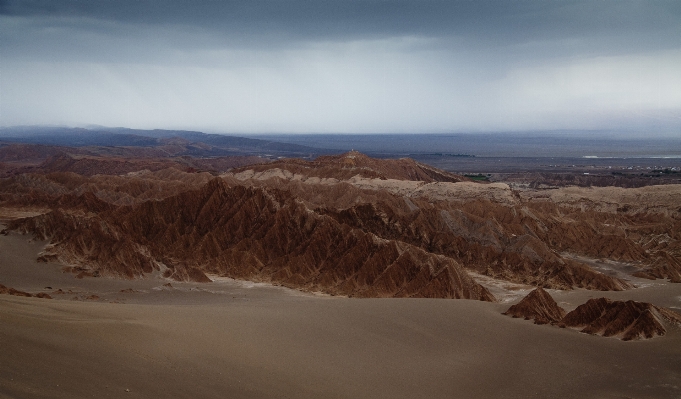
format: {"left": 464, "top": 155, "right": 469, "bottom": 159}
{"left": 2, "top": 229, "right": 681, "bottom": 399}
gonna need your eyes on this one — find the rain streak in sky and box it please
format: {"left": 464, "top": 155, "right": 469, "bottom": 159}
{"left": 1, "top": 0, "right": 680, "bottom": 135}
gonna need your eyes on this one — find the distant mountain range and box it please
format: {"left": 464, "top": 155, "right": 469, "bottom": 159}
{"left": 2, "top": 126, "right": 680, "bottom": 160}
{"left": 0, "top": 126, "right": 335, "bottom": 158}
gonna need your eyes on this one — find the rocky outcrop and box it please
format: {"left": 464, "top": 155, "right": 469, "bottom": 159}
{"left": 238, "top": 166, "right": 674, "bottom": 288}
{"left": 633, "top": 253, "right": 681, "bottom": 283}
{"left": 8, "top": 179, "right": 494, "bottom": 300}
{"left": 505, "top": 291, "right": 681, "bottom": 341}
{"left": 3, "top": 150, "right": 681, "bottom": 293}
{"left": 561, "top": 298, "right": 681, "bottom": 341}
{"left": 0, "top": 284, "right": 52, "bottom": 299}
{"left": 321, "top": 200, "right": 631, "bottom": 291}
{"left": 502, "top": 288, "right": 566, "bottom": 324}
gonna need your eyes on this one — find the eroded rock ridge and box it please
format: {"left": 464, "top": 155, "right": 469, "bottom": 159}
{"left": 504, "top": 289, "right": 681, "bottom": 340}
{"left": 2, "top": 150, "right": 680, "bottom": 299}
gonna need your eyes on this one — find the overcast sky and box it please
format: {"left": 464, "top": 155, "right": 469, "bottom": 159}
{"left": 1, "top": 0, "right": 680, "bottom": 134}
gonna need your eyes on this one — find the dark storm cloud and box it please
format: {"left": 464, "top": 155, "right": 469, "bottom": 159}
{"left": 3, "top": 0, "right": 681, "bottom": 52}
{"left": 1, "top": 0, "right": 680, "bottom": 132}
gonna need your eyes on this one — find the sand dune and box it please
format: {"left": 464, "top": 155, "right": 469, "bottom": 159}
{"left": 2, "top": 230, "right": 681, "bottom": 398}
{"left": 3, "top": 291, "right": 681, "bottom": 399}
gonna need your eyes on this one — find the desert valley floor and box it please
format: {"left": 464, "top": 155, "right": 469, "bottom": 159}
{"left": 1, "top": 132, "right": 681, "bottom": 398}
{"left": 2, "top": 229, "right": 681, "bottom": 399}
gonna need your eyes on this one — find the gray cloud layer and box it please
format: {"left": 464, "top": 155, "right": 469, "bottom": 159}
{"left": 1, "top": 0, "right": 680, "bottom": 133}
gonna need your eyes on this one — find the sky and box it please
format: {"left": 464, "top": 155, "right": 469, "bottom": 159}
{"left": 1, "top": 0, "right": 680, "bottom": 134}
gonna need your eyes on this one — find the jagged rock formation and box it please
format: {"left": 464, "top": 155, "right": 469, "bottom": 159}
{"left": 228, "top": 154, "right": 681, "bottom": 286}
{"left": 505, "top": 291, "right": 681, "bottom": 340}
{"left": 319, "top": 199, "right": 631, "bottom": 290}
{"left": 2, "top": 149, "right": 680, "bottom": 294}
{"left": 502, "top": 288, "right": 566, "bottom": 324}
{"left": 561, "top": 298, "right": 681, "bottom": 341}
{"left": 8, "top": 179, "right": 494, "bottom": 300}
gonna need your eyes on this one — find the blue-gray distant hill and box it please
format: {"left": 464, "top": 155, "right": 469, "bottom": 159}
{"left": 251, "top": 132, "right": 681, "bottom": 158}
{"left": 0, "top": 126, "right": 336, "bottom": 158}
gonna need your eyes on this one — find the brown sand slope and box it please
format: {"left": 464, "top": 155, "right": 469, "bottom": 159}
{"left": 2, "top": 202, "right": 681, "bottom": 397}
{"left": 2, "top": 293, "right": 681, "bottom": 399}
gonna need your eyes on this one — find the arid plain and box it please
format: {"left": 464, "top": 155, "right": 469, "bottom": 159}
{"left": 1, "top": 130, "right": 681, "bottom": 398}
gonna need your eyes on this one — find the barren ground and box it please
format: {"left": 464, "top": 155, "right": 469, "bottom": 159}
{"left": 2, "top": 227, "right": 681, "bottom": 399}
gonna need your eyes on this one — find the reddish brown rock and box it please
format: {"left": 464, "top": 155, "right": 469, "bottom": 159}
{"left": 0, "top": 283, "right": 52, "bottom": 299}
{"left": 562, "top": 298, "right": 680, "bottom": 341}
{"left": 3, "top": 150, "right": 680, "bottom": 293}
{"left": 33, "top": 152, "right": 267, "bottom": 177}
{"left": 0, "top": 284, "right": 30, "bottom": 297}
{"left": 321, "top": 200, "right": 631, "bottom": 291}
{"left": 505, "top": 293, "right": 681, "bottom": 341}
{"left": 7, "top": 179, "right": 494, "bottom": 300}
{"left": 503, "top": 288, "right": 566, "bottom": 325}
{"left": 232, "top": 151, "right": 470, "bottom": 183}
